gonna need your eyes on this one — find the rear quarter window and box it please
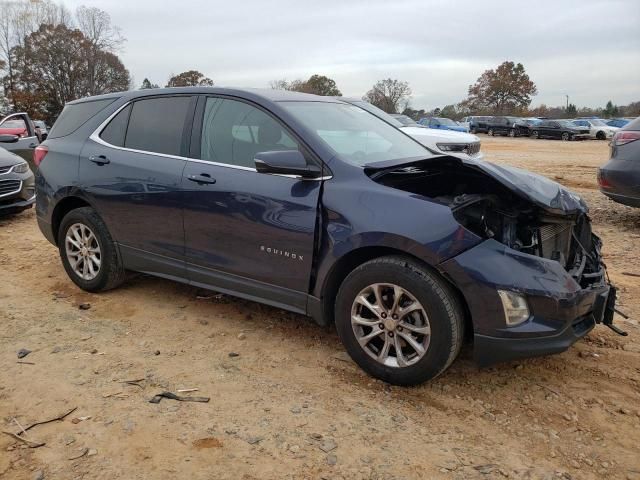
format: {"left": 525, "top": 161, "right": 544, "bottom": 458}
{"left": 48, "top": 98, "right": 117, "bottom": 139}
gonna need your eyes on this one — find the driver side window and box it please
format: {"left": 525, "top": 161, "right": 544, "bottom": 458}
{"left": 200, "top": 98, "right": 299, "bottom": 168}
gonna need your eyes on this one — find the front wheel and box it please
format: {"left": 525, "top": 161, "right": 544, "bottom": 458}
{"left": 562, "top": 132, "right": 571, "bottom": 141}
{"left": 470, "top": 127, "right": 477, "bottom": 134}
{"left": 335, "top": 256, "right": 464, "bottom": 386}
{"left": 531, "top": 130, "right": 539, "bottom": 139}
{"left": 487, "top": 129, "right": 494, "bottom": 136}
{"left": 58, "top": 207, "right": 126, "bottom": 292}
{"left": 596, "top": 131, "right": 606, "bottom": 140}
{"left": 509, "top": 129, "right": 516, "bottom": 137}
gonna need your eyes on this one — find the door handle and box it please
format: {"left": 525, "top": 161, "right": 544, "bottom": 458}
{"left": 28, "top": 143, "right": 37, "bottom": 148}
{"left": 188, "top": 174, "right": 216, "bottom": 185}
{"left": 89, "top": 155, "right": 110, "bottom": 165}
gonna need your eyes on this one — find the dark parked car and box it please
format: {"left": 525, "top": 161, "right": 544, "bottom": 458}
{"left": 36, "top": 88, "right": 621, "bottom": 385}
{"left": 460, "top": 116, "right": 491, "bottom": 134}
{"left": 530, "top": 120, "right": 590, "bottom": 140}
{"left": 598, "top": 116, "right": 640, "bottom": 207}
{"left": 486, "top": 116, "right": 530, "bottom": 137}
{"left": 0, "top": 146, "right": 36, "bottom": 216}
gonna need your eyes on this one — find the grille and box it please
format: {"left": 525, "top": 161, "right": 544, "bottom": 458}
{"left": 0, "top": 179, "right": 21, "bottom": 197}
{"left": 0, "top": 165, "right": 12, "bottom": 174}
{"left": 466, "top": 142, "right": 481, "bottom": 155}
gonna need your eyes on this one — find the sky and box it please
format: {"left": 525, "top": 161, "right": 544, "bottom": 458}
{"left": 62, "top": 0, "right": 640, "bottom": 111}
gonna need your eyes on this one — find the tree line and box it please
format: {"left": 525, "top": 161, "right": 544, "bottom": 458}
{"left": 0, "top": 0, "right": 130, "bottom": 123}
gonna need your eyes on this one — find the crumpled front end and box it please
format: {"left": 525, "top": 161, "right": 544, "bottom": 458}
{"left": 367, "top": 156, "right": 621, "bottom": 365}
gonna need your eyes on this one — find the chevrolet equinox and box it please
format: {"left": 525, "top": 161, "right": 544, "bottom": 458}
{"left": 35, "top": 88, "right": 622, "bottom": 385}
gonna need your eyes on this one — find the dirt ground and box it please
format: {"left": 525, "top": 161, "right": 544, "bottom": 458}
{"left": 1, "top": 137, "right": 639, "bottom": 480}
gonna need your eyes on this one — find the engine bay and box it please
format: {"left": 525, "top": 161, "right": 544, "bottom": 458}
{"left": 369, "top": 159, "right": 605, "bottom": 288}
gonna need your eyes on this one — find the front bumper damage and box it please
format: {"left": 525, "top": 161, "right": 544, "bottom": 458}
{"left": 440, "top": 235, "right": 622, "bottom": 366}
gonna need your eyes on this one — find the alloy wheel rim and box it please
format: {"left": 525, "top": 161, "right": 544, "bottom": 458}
{"left": 351, "top": 283, "right": 431, "bottom": 368}
{"left": 65, "top": 223, "right": 101, "bottom": 281}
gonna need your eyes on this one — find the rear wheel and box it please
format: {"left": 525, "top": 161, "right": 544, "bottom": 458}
{"left": 487, "top": 129, "right": 494, "bottom": 136}
{"left": 58, "top": 207, "right": 126, "bottom": 292}
{"left": 562, "top": 132, "right": 570, "bottom": 141}
{"left": 596, "top": 131, "right": 606, "bottom": 140}
{"left": 335, "top": 256, "right": 464, "bottom": 386}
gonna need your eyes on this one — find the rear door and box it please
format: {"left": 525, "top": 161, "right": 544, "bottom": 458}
{"left": 181, "top": 96, "right": 322, "bottom": 312}
{"left": 80, "top": 95, "right": 195, "bottom": 277}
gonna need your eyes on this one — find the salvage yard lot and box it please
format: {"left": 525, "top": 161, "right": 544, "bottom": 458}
{"left": 1, "top": 137, "right": 639, "bottom": 480}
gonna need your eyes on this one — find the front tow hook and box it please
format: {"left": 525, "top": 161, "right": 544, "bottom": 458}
{"left": 606, "top": 307, "right": 629, "bottom": 336}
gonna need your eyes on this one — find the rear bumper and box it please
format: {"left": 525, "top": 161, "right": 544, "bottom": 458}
{"left": 600, "top": 190, "right": 640, "bottom": 207}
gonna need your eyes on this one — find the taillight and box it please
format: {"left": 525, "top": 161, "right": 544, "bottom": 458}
{"left": 33, "top": 145, "right": 49, "bottom": 167}
{"left": 613, "top": 131, "right": 640, "bottom": 146}
{"left": 597, "top": 169, "right": 611, "bottom": 188}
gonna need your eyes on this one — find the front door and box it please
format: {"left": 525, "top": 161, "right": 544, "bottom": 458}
{"left": 80, "top": 95, "right": 195, "bottom": 278}
{"left": 182, "top": 96, "right": 322, "bottom": 312}
{"left": 0, "top": 113, "right": 39, "bottom": 168}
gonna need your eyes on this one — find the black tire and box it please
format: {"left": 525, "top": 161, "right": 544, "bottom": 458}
{"left": 508, "top": 129, "right": 516, "bottom": 137}
{"left": 531, "top": 130, "right": 539, "bottom": 139}
{"left": 335, "top": 256, "right": 464, "bottom": 386}
{"left": 470, "top": 127, "right": 477, "bottom": 134}
{"left": 596, "top": 131, "right": 606, "bottom": 140}
{"left": 562, "top": 132, "right": 570, "bottom": 141}
{"left": 487, "top": 129, "right": 494, "bottom": 136}
{"left": 58, "top": 206, "right": 126, "bottom": 292}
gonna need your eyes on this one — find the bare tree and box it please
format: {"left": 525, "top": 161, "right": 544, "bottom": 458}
{"left": 363, "top": 79, "right": 412, "bottom": 113}
{"left": 75, "top": 6, "right": 124, "bottom": 96}
{"left": 0, "top": 0, "right": 70, "bottom": 108}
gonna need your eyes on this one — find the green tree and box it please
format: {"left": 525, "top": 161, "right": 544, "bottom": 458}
{"left": 363, "top": 78, "right": 412, "bottom": 113}
{"left": 603, "top": 100, "right": 619, "bottom": 118}
{"left": 440, "top": 104, "right": 458, "bottom": 119}
{"left": 9, "top": 24, "right": 130, "bottom": 122}
{"left": 565, "top": 103, "right": 577, "bottom": 118}
{"left": 269, "top": 74, "right": 341, "bottom": 96}
{"left": 461, "top": 61, "right": 537, "bottom": 114}
{"left": 140, "top": 78, "right": 159, "bottom": 89}
{"left": 166, "top": 70, "right": 213, "bottom": 87}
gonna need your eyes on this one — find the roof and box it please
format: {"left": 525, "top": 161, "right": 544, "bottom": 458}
{"left": 67, "top": 87, "right": 344, "bottom": 105}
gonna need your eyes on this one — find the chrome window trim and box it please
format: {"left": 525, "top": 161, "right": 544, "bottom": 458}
{"left": 89, "top": 100, "right": 331, "bottom": 181}
{"left": 0, "top": 179, "right": 22, "bottom": 198}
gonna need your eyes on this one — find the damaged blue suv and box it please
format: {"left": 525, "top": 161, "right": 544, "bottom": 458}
{"left": 35, "top": 88, "right": 622, "bottom": 385}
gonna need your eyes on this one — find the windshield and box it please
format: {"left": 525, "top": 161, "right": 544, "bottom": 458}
{"left": 558, "top": 120, "right": 576, "bottom": 128}
{"left": 437, "top": 118, "right": 457, "bottom": 126}
{"left": 281, "top": 101, "right": 430, "bottom": 166}
{"left": 589, "top": 119, "right": 608, "bottom": 126}
{"left": 345, "top": 100, "right": 405, "bottom": 128}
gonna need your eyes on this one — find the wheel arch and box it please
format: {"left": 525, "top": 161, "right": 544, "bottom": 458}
{"left": 315, "top": 246, "right": 472, "bottom": 336}
{"left": 51, "top": 196, "right": 93, "bottom": 246}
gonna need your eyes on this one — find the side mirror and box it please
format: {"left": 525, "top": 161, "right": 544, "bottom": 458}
{"left": 0, "top": 134, "right": 19, "bottom": 143}
{"left": 254, "top": 150, "right": 322, "bottom": 179}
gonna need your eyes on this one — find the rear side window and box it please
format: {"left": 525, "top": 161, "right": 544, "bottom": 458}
{"left": 49, "top": 98, "right": 116, "bottom": 139}
{"left": 100, "top": 104, "right": 131, "bottom": 147}
{"left": 125, "top": 96, "right": 191, "bottom": 156}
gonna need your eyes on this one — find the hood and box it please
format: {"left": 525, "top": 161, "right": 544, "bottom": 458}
{"left": 400, "top": 126, "right": 479, "bottom": 144}
{"left": 365, "top": 155, "right": 588, "bottom": 215}
{"left": 0, "top": 146, "right": 25, "bottom": 168}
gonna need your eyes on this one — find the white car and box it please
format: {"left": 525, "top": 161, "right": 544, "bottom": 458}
{"left": 572, "top": 119, "right": 619, "bottom": 140}
{"left": 341, "top": 100, "right": 483, "bottom": 161}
